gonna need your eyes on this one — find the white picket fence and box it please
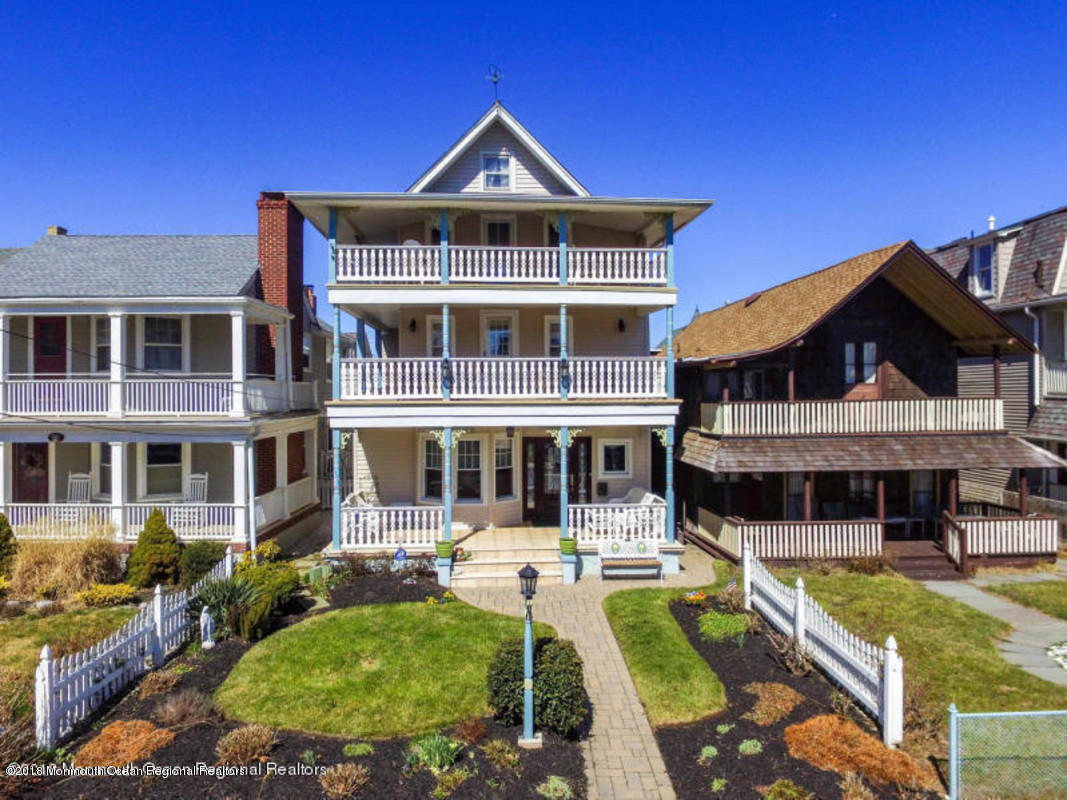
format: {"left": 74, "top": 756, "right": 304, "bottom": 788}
{"left": 742, "top": 542, "right": 904, "bottom": 747}
{"left": 338, "top": 504, "right": 444, "bottom": 550}
{"left": 35, "top": 547, "right": 235, "bottom": 749}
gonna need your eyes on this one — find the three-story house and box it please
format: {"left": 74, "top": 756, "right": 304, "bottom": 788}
{"left": 280, "top": 102, "right": 711, "bottom": 585}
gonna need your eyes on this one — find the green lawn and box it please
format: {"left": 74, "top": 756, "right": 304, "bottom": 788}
{"left": 0, "top": 606, "right": 138, "bottom": 676}
{"left": 215, "top": 601, "right": 555, "bottom": 738}
{"left": 602, "top": 567, "right": 732, "bottom": 727}
{"left": 985, "top": 579, "right": 1067, "bottom": 621}
{"left": 779, "top": 570, "right": 1067, "bottom": 715}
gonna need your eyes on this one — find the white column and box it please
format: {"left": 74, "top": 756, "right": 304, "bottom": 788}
{"left": 108, "top": 313, "right": 126, "bottom": 417}
{"left": 284, "top": 318, "right": 294, "bottom": 411}
{"left": 273, "top": 322, "right": 287, "bottom": 383}
{"left": 232, "top": 441, "right": 248, "bottom": 545}
{"left": 230, "top": 311, "right": 247, "bottom": 417}
{"left": 276, "top": 433, "right": 289, "bottom": 517}
{"left": 0, "top": 442, "right": 9, "bottom": 511}
{"left": 109, "top": 442, "right": 126, "bottom": 541}
{"left": 246, "top": 439, "right": 258, "bottom": 550}
{"left": 47, "top": 442, "right": 56, "bottom": 504}
{"left": 0, "top": 313, "right": 8, "bottom": 415}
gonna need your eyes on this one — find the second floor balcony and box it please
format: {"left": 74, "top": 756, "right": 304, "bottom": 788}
{"left": 700, "top": 396, "right": 1005, "bottom": 437}
{"left": 338, "top": 356, "right": 667, "bottom": 401}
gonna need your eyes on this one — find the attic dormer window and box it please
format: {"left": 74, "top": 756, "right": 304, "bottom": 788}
{"left": 972, "top": 243, "right": 994, "bottom": 296}
{"left": 482, "top": 153, "right": 511, "bottom": 190}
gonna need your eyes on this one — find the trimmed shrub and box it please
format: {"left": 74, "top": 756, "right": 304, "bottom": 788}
{"left": 0, "top": 514, "right": 16, "bottom": 577}
{"left": 74, "top": 582, "right": 138, "bottom": 608}
{"left": 179, "top": 541, "right": 227, "bottom": 587}
{"left": 125, "top": 509, "right": 181, "bottom": 588}
{"left": 10, "top": 537, "right": 122, "bottom": 601}
{"left": 486, "top": 637, "right": 586, "bottom": 737}
{"left": 235, "top": 562, "right": 301, "bottom": 640}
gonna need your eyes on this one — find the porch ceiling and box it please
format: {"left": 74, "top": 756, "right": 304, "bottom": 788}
{"left": 677, "top": 429, "right": 1067, "bottom": 472}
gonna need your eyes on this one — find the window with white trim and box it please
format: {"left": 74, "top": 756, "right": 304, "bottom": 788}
{"left": 93, "top": 317, "right": 110, "bottom": 373}
{"left": 494, "top": 437, "right": 514, "bottom": 499}
{"left": 427, "top": 316, "right": 455, "bottom": 358}
{"left": 598, "top": 439, "right": 632, "bottom": 479}
{"left": 145, "top": 443, "right": 182, "bottom": 496}
{"left": 423, "top": 438, "right": 443, "bottom": 500}
{"left": 844, "top": 341, "right": 877, "bottom": 385}
{"left": 143, "top": 317, "right": 182, "bottom": 371}
{"left": 971, "top": 243, "right": 994, "bottom": 296}
{"left": 544, "top": 316, "right": 575, "bottom": 357}
{"left": 482, "top": 154, "right": 511, "bottom": 190}
{"left": 486, "top": 318, "right": 512, "bottom": 356}
{"left": 457, "top": 439, "right": 482, "bottom": 501}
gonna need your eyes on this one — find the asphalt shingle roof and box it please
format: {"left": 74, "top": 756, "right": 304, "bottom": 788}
{"left": 0, "top": 235, "right": 260, "bottom": 298}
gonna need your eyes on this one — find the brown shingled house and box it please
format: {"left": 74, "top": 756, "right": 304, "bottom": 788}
{"left": 929, "top": 205, "right": 1067, "bottom": 520}
{"left": 675, "top": 241, "right": 1064, "bottom": 575}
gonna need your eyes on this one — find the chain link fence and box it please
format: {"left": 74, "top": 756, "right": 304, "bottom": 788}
{"left": 949, "top": 705, "right": 1067, "bottom": 799}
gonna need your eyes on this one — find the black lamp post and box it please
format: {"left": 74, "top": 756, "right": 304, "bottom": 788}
{"left": 518, "top": 563, "right": 540, "bottom": 747}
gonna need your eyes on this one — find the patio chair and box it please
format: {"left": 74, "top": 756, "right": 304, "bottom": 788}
{"left": 171, "top": 473, "right": 209, "bottom": 534}
{"left": 66, "top": 472, "right": 91, "bottom": 504}
{"left": 184, "top": 473, "right": 208, "bottom": 503}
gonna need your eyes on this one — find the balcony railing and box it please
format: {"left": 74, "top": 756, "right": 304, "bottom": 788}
{"left": 700, "top": 397, "right": 1004, "bottom": 437}
{"left": 335, "top": 245, "right": 668, "bottom": 286}
{"left": 338, "top": 357, "right": 667, "bottom": 401}
{"left": 2, "top": 375, "right": 317, "bottom": 417}
{"left": 1044, "top": 359, "right": 1067, "bottom": 397}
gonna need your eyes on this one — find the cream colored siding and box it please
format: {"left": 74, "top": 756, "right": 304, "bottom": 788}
{"left": 190, "top": 315, "right": 232, "bottom": 374}
{"left": 354, "top": 429, "right": 417, "bottom": 505}
{"left": 424, "top": 122, "right": 570, "bottom": 195}
{"left": 55, "top": 444, "right": 91, "bottom": 502}
{"left": 70, "top": 317, "right": 91, "bottom": 373}
{"left": 8, "top": 317, "right": 28, "bottom": 373}
{"left": 996, "top": 236, "right": 1016, "bottom": 301}
{"left": 590, "top": 426, "right": 652, "bottom": 501}
{"left": 191, "top": 443, "right": 233, "bottom": 502}
{"left": 571, "top": 223, "right": 640, "bottom": 248}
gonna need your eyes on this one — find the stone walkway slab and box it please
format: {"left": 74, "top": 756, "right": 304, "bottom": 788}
{"left": 455, "top": 544, "right": 717, "bottom": 800}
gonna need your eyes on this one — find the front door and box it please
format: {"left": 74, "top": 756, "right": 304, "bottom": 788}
{"left": 13, "top": 443, "right": 48, "bottom": 502}
{"left": 33, "top": 317, "right": 67, "bottom": 375}
{"left": 522, "top": 437, "right": 592, "bottom": 524}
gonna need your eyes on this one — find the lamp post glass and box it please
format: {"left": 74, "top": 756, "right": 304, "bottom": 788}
{"left": 519, "top": 563, "right": 539, "bottom": 600}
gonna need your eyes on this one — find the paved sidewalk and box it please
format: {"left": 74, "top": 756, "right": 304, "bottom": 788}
{"left": 969, "top": 558, "right": 1067, "bottom": 588}
{"left": 924, "top": 579, "right": 1067, "bottom": 687}
{"left": 455, "top": 545, "right": 717, "bottom": 800}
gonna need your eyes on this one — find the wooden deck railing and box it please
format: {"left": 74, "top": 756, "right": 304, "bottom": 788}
{"left": 700, "top": 396, "right": 1004, "bottom": 436}
{"left": 725, "top": 517, "right": 884, "bottom": 560}
{"left": 334, "top": 244, "right": 668, "bottom": 286}
{"left": 338, "top": 503, "right": 444, "bottom": 550}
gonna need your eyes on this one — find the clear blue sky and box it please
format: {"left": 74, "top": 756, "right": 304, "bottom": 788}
{"left": 3, "top": 1, "right": 1066, "bottom": 336}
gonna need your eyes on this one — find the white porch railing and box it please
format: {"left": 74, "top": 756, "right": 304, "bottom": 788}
{"left": 124, "top": 377, "right": 235, "bottom": 415}
{"left": 340, "top": 358, "right": 443, "bottom": 399}
{"left": 4, "top": 503, "right": 240, "bottom": 541}
{"left": 452, "top": 358, "right": 560, "bottom": 398}
{"left": 569, "top": 357, "right": 667, "bottom": 398}
{"left": 333, "top": 244, "right": 669, "bottom": 286}
{"left": 701, "top": 397, "right": 1004, "bottom": 436}
{"left": 568, "top": 503, "right": 668, "bottom": 543}
{"left": 957, "top": 515, "right": 1059, "bottom": 556}
{"left": 285, "top": 476, "right": 316, "bottom": 513}
{"left": 5, "top": 376, "right": 110, "bottom": 415}
{"left": 743, "top": 544, "right": 904, "bottom": 747}
{"left": 339, "top": 504, "right": 444, "bottom": 550}
{"left": 1043, "top": 359, "right": 1067, "bottom": 397}
{"left": 729, "top": 518, "right": 885, "bottom": 560}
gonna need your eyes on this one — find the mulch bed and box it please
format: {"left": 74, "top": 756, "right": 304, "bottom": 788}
{"left": 655, "top": 599, "right": 940, "bottom": 800}
{"left": 22, "top": 571, "right": 585, "bottom": 799}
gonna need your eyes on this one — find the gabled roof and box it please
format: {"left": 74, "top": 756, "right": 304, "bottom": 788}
{"left": 0, "top": 248, "right": 21, "bottom": 265}
{"left": 406, "top": 102, "right": 590, "bottom": 196}
{"left": 674, "top": 241, "right": 1031, "bottom": 362}
{"left": 0, "top": 234, "right": 260, "bottom": 298}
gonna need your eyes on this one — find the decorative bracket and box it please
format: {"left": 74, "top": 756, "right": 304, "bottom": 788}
{"left": 339, "top": 431, "right": 352, "bottom": 450}
{"left": 429, "top": 429, "right": 468, "bottom": 449}
{"left": 547, "top": 428, "right": 584, "bottom": 448}
{"left": 652, "top": 427, "right": 669, "bottom": 447}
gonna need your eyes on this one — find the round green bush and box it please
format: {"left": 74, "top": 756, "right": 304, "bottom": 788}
{"left": 487, "top": 637, "right": 587, "bottom": 736}
{"left": 236, "top": 562, "right": 302, "bottom": 640}
{"left": 179, "top": 541, "right": 228, "bottom": 587}
{"left": 125, "top": 509, "right": 181, "bottom": 588}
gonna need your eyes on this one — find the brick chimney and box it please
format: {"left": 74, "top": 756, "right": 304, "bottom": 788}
{"left": 257, "top": 192, "right": 304, "bottom": 380}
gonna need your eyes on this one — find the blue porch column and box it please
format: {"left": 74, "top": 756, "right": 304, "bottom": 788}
{"left": 439, "top": 211, "right": 450, "bottom": 285}
{"left": 559, "top": 427, "right": 569, "bottom": 536}
{"left": 665, "top": 425, "right": 675, "bottom": 543}
{"left": 329, "top": 209, "right": 342, "bottom": 552}
{"left": 558, "top": 211, "right": 568, "bottom": 286}
{"left": 666, "top": 304, "right": 675, "bottom": 398}
{"left": 559, "top": 304, "right": 568, "bottom": 399}
{"left": 441, "top": 303, "right": 451, "bottom": 399}
{"left": 443, "top": 428, "right": 453, "bottom": 540}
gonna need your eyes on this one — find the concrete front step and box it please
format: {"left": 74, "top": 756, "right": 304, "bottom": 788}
{"left": 454, "top": 560, "right": 560, "bottom": 577}
{"left": 452, "top": 571, "right": 564, "bottom": 588}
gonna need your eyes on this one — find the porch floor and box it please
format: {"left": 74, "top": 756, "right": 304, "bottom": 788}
{"left": 452, "top": 526, "right": 563, "bottom": 588}
{"left": 884, "top": 539, "right": 960, "bottom": 581}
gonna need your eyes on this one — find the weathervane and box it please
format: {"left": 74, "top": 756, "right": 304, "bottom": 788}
{"left": 485, "top": 65, "right": 503, "bottom": 101}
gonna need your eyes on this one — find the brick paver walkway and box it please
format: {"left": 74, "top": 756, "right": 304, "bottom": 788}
{"left": 455, "top": 545, "right": 717, "bottom": 800}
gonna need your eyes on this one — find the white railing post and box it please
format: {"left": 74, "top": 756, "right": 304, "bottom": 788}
{"left": 108, "top": 312, "right": 125, "bottom": 417}
{"left": 741, "top": 538, "right": 752, "bottom": 611}
{"left": 230, "top": 311, "right": 246, "bottom": 417}
{"left": 110, "top": 442, "right": 126, "bottom": 541}
{"left": 151, "top": 584, "right": 165, "bottom": 667}
{"left": 793, "top": 577, "right": 807, "bottom": 646}
{"left": 882, "top": 635, "right": 904, "bottom": 747}
{"left": 35, "top": 644, "right": 57, "bottom": 750}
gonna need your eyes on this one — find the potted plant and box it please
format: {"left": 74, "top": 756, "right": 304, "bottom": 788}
{"left": 559, "top": 537, "right": 578, "bottom": 556}
{"left": 435, "top": 541, "right": 454, "bottom": 559}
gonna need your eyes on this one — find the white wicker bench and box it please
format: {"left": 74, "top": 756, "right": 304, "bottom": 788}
{"left": 598, "top": 539, "right": 662, "bottom": 581}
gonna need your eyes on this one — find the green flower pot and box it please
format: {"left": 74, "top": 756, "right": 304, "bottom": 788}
{"left": 435, "top": 541, "right": 454, "bottom": 559}
{"left": 559, "top": 538, "right": 578, "bottom": 555}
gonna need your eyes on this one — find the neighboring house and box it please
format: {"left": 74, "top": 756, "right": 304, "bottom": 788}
{"left": 929, "top": 206, "right": 1067, "bottom": 516}
{"left": 0, "top": 215, "right": 329, "bottom": 550}
{"left": 275, "top": 101, "right": 712, "bottom": 584}
{"left": 674, "top": 241, "right": 1063, "bottom": 572}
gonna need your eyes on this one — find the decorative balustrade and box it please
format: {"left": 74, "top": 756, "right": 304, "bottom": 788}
{"left": 339, "top": 504, "right": 444, "bottom": 550}
{"left": 338, "top": 357, "right": 667, "bottom": 400}
{"left": 334, "top": 245, "right": 669, "bottom": 286}
{"left": 1044, "top": 359, "right": 1067, "bottom": 397}
{"left": 701, "top": 397, "right": 1004, "bottom": 436}
{"left": 568, "top": 502, "right": 667, "bottom": 543}
{"left": 4, "top": 503, "right": 240, "bottom": 541}
{"left": 727, "top": 517, "right": 884, "bottom": 560}
{"left": 124, "top": 377, "right": 235, "bottom": 415}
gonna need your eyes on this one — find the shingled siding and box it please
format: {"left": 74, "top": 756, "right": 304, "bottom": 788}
{"left": 957, "top": 356, "right": 1031, "bottom": 504}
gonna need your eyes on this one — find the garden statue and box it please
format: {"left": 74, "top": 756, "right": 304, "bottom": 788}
{"left": 200, "top": 605, "right": 216, "bottom": 650}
